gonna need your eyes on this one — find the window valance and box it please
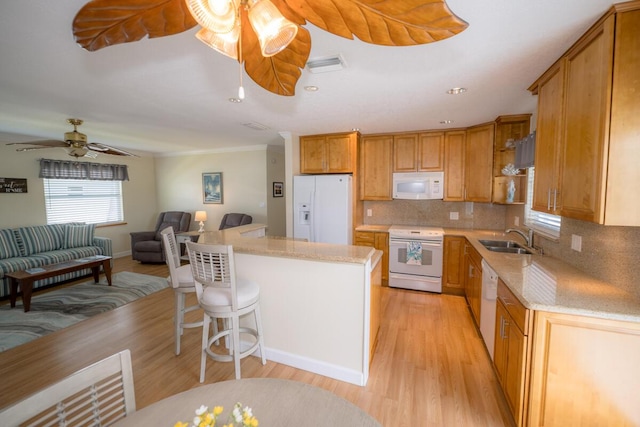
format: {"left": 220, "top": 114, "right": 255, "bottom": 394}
{"left": 514, "top": 131, "right": 536, "bottom": 169}
{"left": 39, "top": 159, "right": 129, "bottom": 181}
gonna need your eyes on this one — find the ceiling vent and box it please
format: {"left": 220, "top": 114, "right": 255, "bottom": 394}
{"left": 306, "top": 54, "right": 346, "bottom": 73}
{"left": 243, "top": 122, "right": 269, "bottom": 131}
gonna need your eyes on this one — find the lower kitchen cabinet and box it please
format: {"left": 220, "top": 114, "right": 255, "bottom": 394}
{"left": 494, "top": 279, "right": 531, "bottom": 427}
{"left": 528, "top": 311, "right": 640, "bottom": 426}
{"left": 369, "top": 256, "right": 382, "bottom": 365}
{"left": 464, "top": 240, "right": 482, "bottom": 326}
{"left": 443, "top": 236, "right": 465, "bottom": 296}
{"left": 355, "top": 230, "right": 389, "bottom": 286}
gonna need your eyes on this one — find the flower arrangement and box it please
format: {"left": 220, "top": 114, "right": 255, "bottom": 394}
{"left": 174, "top": 402, "right": 258, "bottom": 427}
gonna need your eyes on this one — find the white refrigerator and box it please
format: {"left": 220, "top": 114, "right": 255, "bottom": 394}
{"left": 293, "top": 174, "right": 352, "bottom": 245}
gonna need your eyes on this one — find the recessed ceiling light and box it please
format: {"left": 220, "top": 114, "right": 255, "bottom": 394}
{"left": 304, "top": 86, "right": 319, "bottom": 92}
{"left": 440, "top": 120, "right": 453, "bottom": 124}
{"left": 228, "top": 97, "right": 242, "bottom": 103}
{"left": 447, "top": 87, "right": 467, "bottom": 95}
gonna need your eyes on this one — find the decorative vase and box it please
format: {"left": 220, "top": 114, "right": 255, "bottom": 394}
{"left": 506, "top": 179, "right": 516, "bottom": 203}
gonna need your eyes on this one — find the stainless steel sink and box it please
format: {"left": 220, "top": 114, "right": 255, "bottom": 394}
{"left": 478, "top": 239, "right": 533, "bottom": 254}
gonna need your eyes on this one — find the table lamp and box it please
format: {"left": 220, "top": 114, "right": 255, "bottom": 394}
{"left": 195, "top": 211, "right": 207, "bottom": 233}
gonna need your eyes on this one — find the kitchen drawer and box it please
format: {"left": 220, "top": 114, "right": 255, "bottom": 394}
{"left": 355, "top": 231, "right": 375, "bottom": 245}
{"left": 497, "top": 279, "right": 529, "bottom": 334}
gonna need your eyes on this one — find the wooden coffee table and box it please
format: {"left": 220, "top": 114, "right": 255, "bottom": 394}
{"left": 7, "top": 255, "right": 113, "bottom": 312}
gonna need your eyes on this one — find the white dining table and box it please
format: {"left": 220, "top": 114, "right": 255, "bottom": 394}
{"left": 114, "top": 378, "right": 381, "bottom": 426}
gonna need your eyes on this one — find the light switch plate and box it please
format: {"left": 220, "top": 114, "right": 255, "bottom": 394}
{"left": 514, "top": 216, "right": 520, "bottom": 226}
{"left": 366, "top": 209, "right": 372, "bottom": 217}
{"left": 571, "top": 234, "right": 582, "bottom": 252}
{"left": 450, "top": 212, "right": 459, "bottom": 220}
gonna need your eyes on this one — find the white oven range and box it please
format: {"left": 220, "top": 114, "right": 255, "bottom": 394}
{"left": 388, "top": 225, "right": 444, "bottom": 293}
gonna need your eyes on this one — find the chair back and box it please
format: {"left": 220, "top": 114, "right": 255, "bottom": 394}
{"left": 0, "top": 349, "right": 136, "bottom": 426}
{"left": 186, "top": 241, "right": 238, "bottom": 311}
{"left": 160, "top": 226, "right": 182, "bottom": 289}
{"left": 154, "top": 211, "right": 191, "bottom": 240}
{"left": 219, "top": 213, "right": 252, "bottom": 230}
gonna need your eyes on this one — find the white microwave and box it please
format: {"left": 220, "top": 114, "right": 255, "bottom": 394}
{"left": 393, "top": 172, "right": 445, "bottom": 200}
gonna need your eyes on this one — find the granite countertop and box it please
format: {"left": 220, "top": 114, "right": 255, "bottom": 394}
{"left": 197, "top": 224, "right": 376, "bottom": 265}
{"left": 448, "top": 229, "right": 640, "bottom": 323}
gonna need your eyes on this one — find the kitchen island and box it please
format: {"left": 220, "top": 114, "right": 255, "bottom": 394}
{"left": 197, "top": 224, "right": 382, "bottom": 386}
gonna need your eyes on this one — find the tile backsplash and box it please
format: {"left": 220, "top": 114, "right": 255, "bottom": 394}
{"left": 505, "top": 205, "right": 640, "bottom": 297}
{"left": 363, "top": 200, "right": 506, "bottom": 229}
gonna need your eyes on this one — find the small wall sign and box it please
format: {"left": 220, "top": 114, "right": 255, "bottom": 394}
{"left": 0, "top": 178, "right": 27, "bottom": 193}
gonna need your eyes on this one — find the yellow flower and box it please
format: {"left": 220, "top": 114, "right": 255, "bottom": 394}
{"left": 213, "top": 406, "right": 224, "bottom": 416}
{"left": 174, "top": 422, "right": 189, "bottom": 427}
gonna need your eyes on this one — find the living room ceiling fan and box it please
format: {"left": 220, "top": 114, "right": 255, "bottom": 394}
{"left": 71, "top": 0, "right": 468, "bottom": 97}
{"left": 7, "top": 118, "right": 137, "bottom": 158}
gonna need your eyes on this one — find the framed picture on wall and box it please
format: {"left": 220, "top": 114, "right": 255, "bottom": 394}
{"left": 203, "top": 172, "right": 223, "bottom": 204}
{"left": 273, "top": 182, "right": 283, "bottom": 197}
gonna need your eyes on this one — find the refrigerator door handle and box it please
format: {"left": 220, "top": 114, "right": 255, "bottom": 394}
{"left": 310, "top": 189, "right": 316, "bottom": 243}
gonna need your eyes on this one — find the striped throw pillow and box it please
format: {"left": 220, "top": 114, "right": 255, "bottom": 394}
{"left": 64, "top": 224, "right": 96, "bottom": 249}
{"left": 0, "top": 229, "right": 21, "bottom": 259}
{"left": 15, "top": 225, "right": 64, "bottom": 256}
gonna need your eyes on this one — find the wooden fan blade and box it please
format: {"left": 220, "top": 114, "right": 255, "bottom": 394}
{"left": 280, "top": 0, "right": 468, "bottom": 45}
{"left": 87, "top": 142, "right": 138, "bottom": 157}
{"left": 241, "top": 12, "right": 311, "bottom": 97}
{"left": 72, "top": 0, "right": 197, "bottom": 52}
{"left": 7, "top": 140, "right": 68, "bottom": 147}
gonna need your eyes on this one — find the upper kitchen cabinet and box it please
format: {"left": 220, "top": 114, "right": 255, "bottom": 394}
{"left": 444, "top": 130, "right": 466, "bottom": 201}
{"left": 300, "top": 131, "right": 359, "bottom": 174}
{"left": 393, "top": 132, "right": 444, "bottom": 172}
{"left": 529, "top": 61, "right": 564, "bottom": 215}
{"left": 529, "top": 4, "right": 640, "bottom": 225}
{"left": 465, "top": 123, "right": 495, "bottom": 203}
{"left": 360, "top": 134, "right": 393, "bottom": 200}
{"left": 492, "top": 115, "right": 531, "bottom": 205}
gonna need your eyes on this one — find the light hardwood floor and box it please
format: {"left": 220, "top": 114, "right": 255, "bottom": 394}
{"left": 0, "top": 257, "right": 514, "bottom": 426}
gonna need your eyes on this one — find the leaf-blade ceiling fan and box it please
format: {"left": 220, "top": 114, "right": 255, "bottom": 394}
{"left": 71, "top": 0, "right": 468, "bottom": 97}
{"left": 7, "top": 119, "right": 138, "bottom": 158}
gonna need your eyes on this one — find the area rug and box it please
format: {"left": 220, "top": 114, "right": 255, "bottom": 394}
{"left": 0, "top": 271, "right": 168, "bottom": 352}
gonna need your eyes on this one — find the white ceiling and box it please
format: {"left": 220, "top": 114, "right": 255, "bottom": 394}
{"left": 0, "top": 0, "right": 615, "bottom": 156}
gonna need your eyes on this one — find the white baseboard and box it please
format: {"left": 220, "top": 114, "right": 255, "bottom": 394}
{"left": 252, "top": 346, "right": 365, "bottom": 386}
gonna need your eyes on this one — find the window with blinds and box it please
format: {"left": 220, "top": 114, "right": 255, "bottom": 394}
{"left": 524, "top": 168, "right": 561, "bottom": 238}
{"left": 43, "top": 179, "right": 124, "bottom": 225}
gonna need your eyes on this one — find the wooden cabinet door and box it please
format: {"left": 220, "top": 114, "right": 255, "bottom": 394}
{"left": 392, "top": 133, "right": 419, "bottom": 172}
{"left": 326, "top": 134, "right": 355, "bottom": 173}
{"left": 465, "top": 123, "right": 494, "bottom": 202}
{"left": 494, "top": 300, "right": 509, "bottom": 385}
{"left": 443, "top": 236, "right": 465, "bottom": 296}
{"left": 360, "top": 135, "right": 393, "bottom": 200}
{"left": 300, "top": 135, "right": 327, "bottom": 173}
{"left": 374, "top": 232, "right": 389, "bottom": 284}
{"left": 532, "top": 61, "right": 565, "bottom": 214}
{"left": 444, "top": 131, "right": 466, "bottom": 201}
{"left": 464, "top": 242, "right": 481, "bottom": 325}
{"left": 560, "top": 16, "right": 614, "bottom": 222}
{"left": 418, "top": 131, "right": 444, "bottom": 171}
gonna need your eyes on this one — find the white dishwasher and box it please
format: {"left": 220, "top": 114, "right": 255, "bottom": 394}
{"left": 480, "top": 259, "right": 498, "bottom": 360}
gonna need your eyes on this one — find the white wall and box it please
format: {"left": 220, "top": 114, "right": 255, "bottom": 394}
{"left": 153, "top": 147, "right": 276, "bottom": 234}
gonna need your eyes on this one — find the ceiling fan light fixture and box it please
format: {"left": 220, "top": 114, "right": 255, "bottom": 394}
{"left": 186, "top": 0, "right": 238, "bottom": 34}
{"left": 248, "top": 0, "right": 298, "bottom": 57}
{"left": 196, "top": 25, "right": 239, "bottom": 59}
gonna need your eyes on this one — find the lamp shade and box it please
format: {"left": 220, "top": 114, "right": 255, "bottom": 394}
{"left": 195, "top": 211, "right": 208, "bottom": 222}
{"left": 248, "top": 0, "right": 298, "bottom": 57}
{"left": 196, "top": 24, "right": 239, "bottom": 59}
{"left": 186, "top": 0, "right": 238, "bottom": 34}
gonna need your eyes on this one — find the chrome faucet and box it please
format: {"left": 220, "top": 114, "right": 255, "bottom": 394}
{"left": 505, "top": 228, "right": 534, "bottom": 247}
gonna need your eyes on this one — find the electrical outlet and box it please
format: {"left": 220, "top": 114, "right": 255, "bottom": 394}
{"left": 450, "top": 212, "right": 459, "bottom": 220}
{"left": 571, "top": 234, "right": 582, "bottom": 252}
{"left": 514, "top": 216, "right": 520, "bottom": 226}
{"left": 366, "top": 209, "right": 372, "bottom": 217}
